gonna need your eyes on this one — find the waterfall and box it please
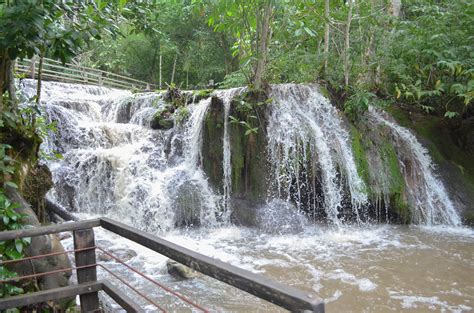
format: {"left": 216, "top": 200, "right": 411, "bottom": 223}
{"left": 267, "top": 84, "right": 368, "bottom": 225}
{"left": 368, "top": 107, "right": 461, "bottom": 226}
{"left": 19, "top": 79, "right": 462, "bottom": 230}
{"left": 24, "top": 80, "right": 222, "bottom": 232}
{"left": 215, "top": 88, "right": 244, "bottom": 216}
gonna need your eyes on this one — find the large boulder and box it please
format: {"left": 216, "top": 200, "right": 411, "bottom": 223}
{"left": 5, "top": 187, "right": 73, "bottom": 309}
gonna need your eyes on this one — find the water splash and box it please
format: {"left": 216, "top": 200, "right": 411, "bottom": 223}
{"left": 368, "top": 107, "right": 460, "bottom": 226}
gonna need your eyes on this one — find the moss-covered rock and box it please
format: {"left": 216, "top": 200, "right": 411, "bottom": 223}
{"left": 201, "top": 93, "right": 269, "bottom": 225}
{"left": 22, "top": 163, "right": 53, "bottom": 222}
{"left": 349, "top": 116, "right": 410, "bottom": 223}
{"left": 202, "top": 96, "right": 225, "bottom": 189}
{"left": 150, "top": 110, "right": 174, "bottom": 130}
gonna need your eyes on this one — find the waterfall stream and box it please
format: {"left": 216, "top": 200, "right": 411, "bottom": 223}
{"left": 17, "top": 79, "right": 471, "bottom": 312}
{"left": 368, "top": 107, "right": 461, "bottom": 226}
{"left": 22, "top": 80, "right": 222, "bottom": 231}
{"left": 268, "top": 84, "right": 368, "bottom": 225}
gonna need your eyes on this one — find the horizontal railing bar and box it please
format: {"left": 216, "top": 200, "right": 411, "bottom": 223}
{"left": 41, "top": 74, "right": 100, "bottom": 86}
{"left": 39, "top": 65, "right": 141, "bottom": 89}
{"left": 0, "top": 280, "right": 143, "bottom": 312}
{"left": 17, "top": 57, "right": 157, "bottom": 88}
{"left": 100, "top": 218, "right": 324, "bottom": 312}
{"left": 0, "top": 281, "right": 102, "bottom": 310}
{"left": 21, "top": 66, "right": 140, "bottom": 90}
{"left": 102, "top": 281, "right": 145, "bottom": 313}
{"left": 0, "top": 219, "right": 101, "bottom": 241}
{"left": 17, "top": 68, "right": 134, "bottom": 90}
{"left": 0, "top": 246, "right": 95, "bottom": 266}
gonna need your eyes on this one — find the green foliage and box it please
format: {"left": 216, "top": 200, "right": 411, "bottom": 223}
{"left": 219, "top": 71, "right": 247, "bottom": 89}
{"left": 344, "top": 90, "right": 376, "bottom": 120}
{"left": 0, "top": 0, "right": 124, "bottom": 62}
{"left": 78, "top": 0, "right": 231, "bottom": 88}
{"left": 0, "top": 146, "right": 30, "bottom": 298}
{"left": 0, "top": 191, "right": 30, "bottom": 299}
{"left": 386, "top": 0, "right": 473, "bottom": 117}
{"left": 175, "top": 106, "right": 190, "bottom": 125}
{"left": 230, "top": 95, "right": 271, "bottom": 135}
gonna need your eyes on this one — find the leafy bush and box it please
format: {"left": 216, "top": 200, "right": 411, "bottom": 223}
{"left": 386, "top": 0, "right": 474, "bottom": 117}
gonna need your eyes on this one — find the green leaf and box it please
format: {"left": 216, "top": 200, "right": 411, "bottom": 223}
{"left": 444, "top": 111, "right": 459, "bottom": 118}
{"left": 4, "top": 182, "right": 18, "bottom": 189}
{"left": 15, "top": 240, "right": 23, "bottom": 254}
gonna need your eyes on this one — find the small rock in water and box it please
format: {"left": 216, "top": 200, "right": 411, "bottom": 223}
{"left": 98, "top": 248, "right": 138, "bottom": 262}
{"left": 166, "top": 259, "right": 200, "bottom": 279}
{"left": 58, "top": 232, "right": 72, "bottom": 241}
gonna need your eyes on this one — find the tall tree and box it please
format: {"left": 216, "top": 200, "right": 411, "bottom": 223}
{"left": 205, "top": 0, "right": 276, "bottom": 90}
{"left": 343, "top": 0, "right": 353, "bottom": 88}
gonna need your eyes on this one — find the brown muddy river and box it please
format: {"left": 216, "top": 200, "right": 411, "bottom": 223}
{"left": 63, "top": 223, "right": 474, "bottom": 312}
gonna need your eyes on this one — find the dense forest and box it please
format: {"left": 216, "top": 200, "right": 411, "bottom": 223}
{"left": 1, "top": 0, "right": 473, "bottom": 311}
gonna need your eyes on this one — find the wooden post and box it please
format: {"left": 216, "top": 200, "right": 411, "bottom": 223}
{"left": 73, "top": 228, "right": 100, "bottom": 313}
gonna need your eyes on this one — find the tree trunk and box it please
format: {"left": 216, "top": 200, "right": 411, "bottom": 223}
{"left": 323, "top": 0, "right": 330, "bottom": 77}
{"left": 171, "top": 53, "right": 177, "bottom": 85}
{"left": 343, "top": 0, "right": 353, "bottom": 88}
{"left": 0, "top": 49, "right": 8, "bottom": 112}
{"left": 36, "top": 55, "right": 44, "bottom": 105}
{"left": 150, "top": 42, "right": 159, "bottom": 84}
{"left": 253, "top": 2, "right": 273, "bottom": 90}
{"left": 6, "top": 58, "right": 17, "bottom": 108}
{"left": 33, "top": 55, "right": 44, "bottom": 129}
{"left": 159, "top": 54, "right": 162, "bottom": 89}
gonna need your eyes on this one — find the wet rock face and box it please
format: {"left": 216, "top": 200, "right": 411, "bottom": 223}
{"left": 116, "top": 101, "right": 132, "bottom": 123}
{"left": 172, "top": 181, "right": 202, "bottom": 227}
{"left": 201, "top": 94, "right": 269, "bottom": 226}
{"left": 22, "top": 163, "right": 54, "bottom": 221}
{"left": 436, "top": 159, "right": 474, "bottom": 225}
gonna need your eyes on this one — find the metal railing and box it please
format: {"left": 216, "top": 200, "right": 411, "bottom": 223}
{"left": 0, "top": 218, "right": 325, "bottom": 313}
{"left": 16, "top": 58, "right": 157, "bottom": 91}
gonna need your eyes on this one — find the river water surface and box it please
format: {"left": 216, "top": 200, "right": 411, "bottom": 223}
{"left": 63, "top": 218, "right": 474, "bottom": 312}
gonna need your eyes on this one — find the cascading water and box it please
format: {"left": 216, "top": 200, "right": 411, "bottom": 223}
{"left": 22, "top": 79, "right": 222, "bottom": 231}
{"left": 267, "top": 84, "right": 368, "bottom": 225}
{"left": 215, "top": 88, "right": 244, "bottom": 215}
{"left": 368, "top": 107, "right": 461, "bottom": 226}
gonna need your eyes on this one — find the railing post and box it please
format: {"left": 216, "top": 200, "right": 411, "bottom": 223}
{"left": 73, "top": 228, "right": 100, "bottom": 313}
